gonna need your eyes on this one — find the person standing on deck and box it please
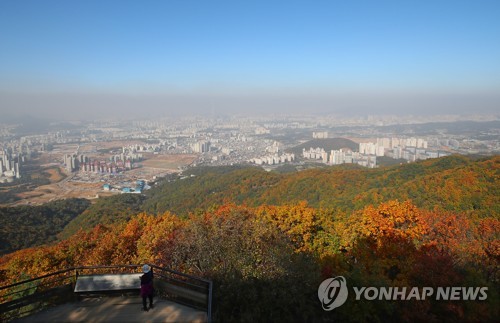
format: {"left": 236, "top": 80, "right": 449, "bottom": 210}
{"left": 140, "top": 264, "right": 154, "bottom": 311}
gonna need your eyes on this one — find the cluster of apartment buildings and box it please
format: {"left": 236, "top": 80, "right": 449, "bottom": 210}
{"left": 63, "top": 154, "right": 137, "bottom": 173}
{"left": 0, "top": 150, "right": 22, "bottom": 182}
{"left": 302, "top": 148, "right": 377, "bottom": 168}
{"left": 369, "top": 138, "right": 449, "bottom": 162}
{"left": 312, "top": 131, "right": 329, "bottom": 139}
{"left": 302, "top": 136, "right": 449, "bottom": 168}
{"left": 191, "top": 141, "right": 211, "bottom": 153}
{"left": 248, "top": 141, "right": 296, "bottom": 166}
{"left": 390, "top": 147, "right": 449, "bottom": 161}
{"left": 249, "top": 153, "right": 295, "bottom": 165}
{"left": 122, "top": 143, "right": 162, "bottom": 153}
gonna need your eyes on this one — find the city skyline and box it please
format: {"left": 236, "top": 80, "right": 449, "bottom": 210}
{"left": 1, "top": 1, "right": 499, "bottom": 120}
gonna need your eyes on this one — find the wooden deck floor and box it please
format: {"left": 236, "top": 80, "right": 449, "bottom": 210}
{"left": 13, "top": 296, "right": 207, "bottom": 323}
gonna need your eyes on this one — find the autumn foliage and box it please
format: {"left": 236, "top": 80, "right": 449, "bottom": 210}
{"left": 0, "top": 198, "right": 498, "bottom": 322}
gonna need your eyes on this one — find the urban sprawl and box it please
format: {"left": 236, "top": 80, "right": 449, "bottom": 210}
{"left": 0, "top": 115, "right": 498, "bottom": 193}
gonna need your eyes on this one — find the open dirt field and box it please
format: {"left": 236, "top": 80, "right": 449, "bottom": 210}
{"left": 43, "top": 166, "right": 66, "bottom": 183}
{"left": 5, "top": 153, "right": 197, "bottom": 206}
{"left": 13, "top": 179, "right": 106, "bottom": 206}
{"left": 141, "top": 154, "right": 197, "bottom": 170}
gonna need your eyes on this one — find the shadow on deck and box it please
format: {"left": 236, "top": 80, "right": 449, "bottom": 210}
{"left": 13, "top": 296, "right": 207, "bottom": 323}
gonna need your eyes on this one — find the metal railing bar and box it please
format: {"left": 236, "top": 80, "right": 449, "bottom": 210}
{"left": 155, "top": 274, "right": 208, "bottom": 291}
{"left": 151, "top": 265, "right": 212, "bottom": 284}
{"left": 0, "top": 268, "right": 74, "bottom": 290}
{"left": 154, "top": 271, "right": 209, "bottom": 286}
{"left": 74, "top": 264, "right": 141, "bottom": 270}
{"left": 2, "top": 276, "right": 73, "bottom": 299}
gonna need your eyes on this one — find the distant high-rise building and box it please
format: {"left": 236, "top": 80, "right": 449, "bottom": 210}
{"left": 377, "top": 138, "right": 391, "bottom": 148}
{"left": 321, "top": 151, "right": 328, "bottom": 163}
{"left": 15, "top": 162, "right": 20, "bottom": 179}
{"left": 63, "top": 154, "right": 79, "bottom": 172}
{"left": 192, "top": 141, "right": 211, "bottom": 153}
{"left": 313, "top": 131, "right": 328, "bottom": 139}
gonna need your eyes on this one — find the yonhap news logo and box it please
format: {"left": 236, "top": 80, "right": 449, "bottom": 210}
{"left": 317, "top": 276, "right": 349, "bottom": 310}
{"left": 318, "top": 277, "right": 488, "bottom": 310}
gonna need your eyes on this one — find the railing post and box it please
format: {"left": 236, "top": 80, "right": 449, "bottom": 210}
{"left": 207, "top": 280, "right": 213, "bottom": 323}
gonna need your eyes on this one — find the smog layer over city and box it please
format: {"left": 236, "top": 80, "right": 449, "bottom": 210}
{"left": 0, "top": 1, "right": 498, "bottom": 322}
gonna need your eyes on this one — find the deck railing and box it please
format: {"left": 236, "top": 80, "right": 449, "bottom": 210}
{"left": 0, "top": 264, "right": 212, "bottom": 322}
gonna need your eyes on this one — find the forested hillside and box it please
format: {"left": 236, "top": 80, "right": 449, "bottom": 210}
{"left": 1, "top": 201, "right": 498, "bottom": 321}
{"left": 60, "top": 194, "right": 145, "bottom": 239}
{"left": 142, "top": 155, "right": 498, "bottom": 217}
{"left": 0, "top": 199, "right": 90, "bottom": 255}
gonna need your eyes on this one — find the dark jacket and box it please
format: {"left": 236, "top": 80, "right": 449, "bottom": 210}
{"left": 140, "top": 270, "right": 154, "bottom": 297}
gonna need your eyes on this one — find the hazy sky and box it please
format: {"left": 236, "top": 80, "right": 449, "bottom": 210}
{"left": 1, "top": 0, "right": 499, "bottom": 120}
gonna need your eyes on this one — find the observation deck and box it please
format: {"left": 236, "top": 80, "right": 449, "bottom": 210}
{"left": 0, "top": 265, "right": 212, "bottom": 323}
